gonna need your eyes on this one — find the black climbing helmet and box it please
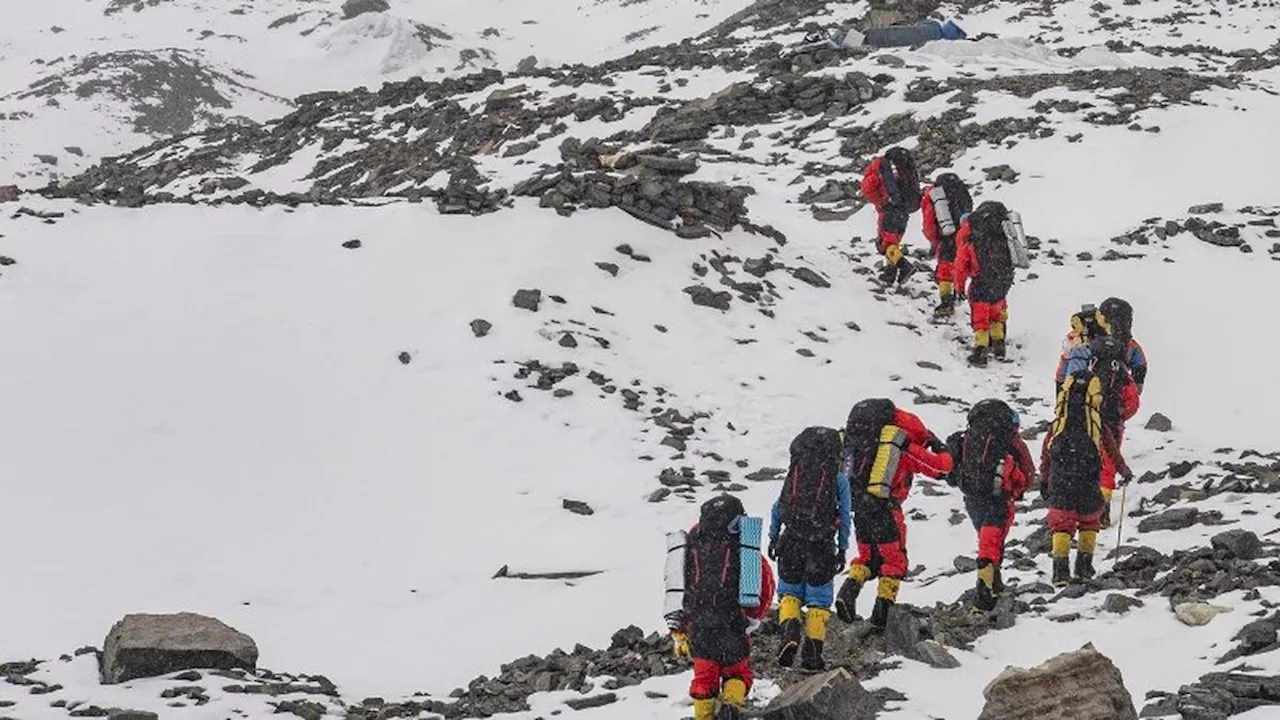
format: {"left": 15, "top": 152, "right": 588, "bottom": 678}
{"left": 968, "top": 397, "right": 1016, "bottom": 427}
{"left": 699, "top": 494, "right": 745, "bottom": 534}
{"left": 1098, "top": 297, "right": 1133, "bottom": 337}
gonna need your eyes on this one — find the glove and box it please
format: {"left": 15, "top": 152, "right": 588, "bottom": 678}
{"left": 746, "top": 618, "right": 762, "bottom": 636}
{"left": 955, "top": 287, "right": 967, "bottom": 300}
{"left": 926, "top": 433, "right": 947, "bottom": 454}
{"left": 664, "top": 610, "right": 684, "bottom": 632}
{"left": 671, "top": 631, "right": 690, "bottom": 658}
{"left": 832, "top": 548, "right": 847, "bottom": 577}
{"left": 1120, "top": 467, "right": 1134, "bottom": 485}
{"left": 767, "top": 537, "right": 779, "bottom": 561}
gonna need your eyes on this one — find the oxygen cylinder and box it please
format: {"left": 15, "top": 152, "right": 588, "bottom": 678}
{"left": 930, "top": 186, "right": 956, "bottom": 236}
{"left": 1003, "top": 211, "right": 1031, "bottom": 269}
{"left": 663, "top": 530, "right": 686, "bottom": 620}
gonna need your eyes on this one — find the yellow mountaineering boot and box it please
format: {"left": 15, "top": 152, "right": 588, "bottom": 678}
{"left": 991, "top": 320, "right": 1007, "bottom": 360}
{"left": 836, "top": 564, "right": 871, "bottom": 622}
{"left": 1051, "top": 532, "right": 1072, "bottom": 587}
{"left": 1075, "top": 530, "right": 1098, "bottom": 582}
{"left": 718, "top": 679, "right": 747, "bottom": 720}
{"left": 800, "top": 608, "right": 831, "bottom": 672}
{"left": 934, "top": 280, "right": 956, "bottom": 318}
{"left": 693, "top": 697, "right": 717, "bottom": 720}
{"left": 973, "top": 560, "right": 997, "bottom": 612}
{"left": 870, "top": 576, "right": 901, "bottom": 629}
{"left": 969, "top": 329, "right": 991, "bottom": 367}
{"left": 777, "top": 595, "right": 803, "bottom": 667}
{"left": 1100, "top": 486, "right": 1114, "bottom": 528}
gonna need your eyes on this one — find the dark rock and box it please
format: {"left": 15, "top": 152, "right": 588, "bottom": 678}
{"left": 883, "top": 606, "right": 922, "bottom": 658}
{"left": 470, "top": 319, "right": 492, "bottom": 337}
{"left": 1169, "top": 461, "right": 1197, "bottom": 479}
{"left": 397, "top": 352, "right": 411, "bottom": 365}
{"left": 1138, "top": 507, "right": 1200, "bottom": 533}
{"left": 0, "top": 185, "right": 19, "bottom": 202}
{"left": 610, "top": 626, "right": 645, "bottom": 650}
{"left": 763, "top": 668, "right": 882, "bottom": 720}
{"left": 100, "top": 613, "right": 258, "bottom": 684}
{"left": 1188, "top": 203, "right": 1225, "bottom": 215}
{"left": 1211, "top": 529, "right": 1262, "bottom": 560}
{"left": 676, "top": 224, "right": 712, "bottom": 239}
{"left": 341, "top": 239, "right": 362, "bottom": 249}
{"left": 648, "top": 488, "right": 672, "bottom": 503}
{"left": 596, "top": 262, "right": 620, "bottom": 276}
{"left": 341, "top": 0, "right": 390, "bottom": 18}
{"left": 107, "top": 711, "right": 159, "bottom": 720}
{"left": 1144, "top": 413, "right": 1172, "bottom": 432}
{"left": 684, "top": 284, "right": 732, "bottom": 311}
{"left": 516, "top": 56, "right": 539, "bottom": 73}
{"left": 559, "top": 332, "right": 578, "bottom": 348}
{"left": 565, "top": 693, "right": 618, "bottom": 710}
{"left": 512, "top": 288, "right": 542, "bottom": 312}
{"left": 978, "top": 644, "right": 1137, "bottom": 720}
{"left": 1102, "top": 594, "right": 1144, "bottom": 614}
{"left": 562, "top": 499, "right": 594, "bottom": 516}
{"left": 791, "top": 267, "right": 831, "bottom": 288}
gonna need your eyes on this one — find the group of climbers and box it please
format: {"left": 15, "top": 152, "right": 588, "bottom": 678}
{"left": 661, "top": 147, "right": 1153, "bottom": 717}
{"left": 860, "top": 146, "right": 1030, "bottom": 367}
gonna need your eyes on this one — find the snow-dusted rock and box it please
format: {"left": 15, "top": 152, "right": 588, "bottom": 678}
{"left": 978, "top": 644, "right": 1137, "bottom": 720}
{"left": 763, "top": 667, "right": 882, "bottom": 720}
{"left": 100, "top": 613, "right": 258, "bottom": 684}
{"left": 1174, "top": 602, "right": 1232, "bottom": 627}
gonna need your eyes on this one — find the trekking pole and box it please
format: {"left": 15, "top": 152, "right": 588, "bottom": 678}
{"left": 1113, "top": 484, "right": 1128, "bottom": 565}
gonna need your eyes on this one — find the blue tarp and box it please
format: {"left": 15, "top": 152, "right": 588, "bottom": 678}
{"left": 863, "top": 19, "right": 967, "bottom": 48}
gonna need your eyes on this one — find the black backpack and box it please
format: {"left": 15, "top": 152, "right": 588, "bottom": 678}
{"left": 956, "top": 399, "right": 1016, "bottom": 497}
{"left": 1049, "top": 371, "right": 1103, "bottom": 478}
{"left": 967, "top": 201, "right": 1015, "bottom": 297}
{"left": 935, "top": 172, "right": 973, "bottom": 229}
{"left": 884, "top": 147, "right": 922, "bottom": 208}
{"left": 779, "top": 427, "right": 844, "bottom": 541}
{"left": 842, "top": 399, "right": 899, "bottom": 493}
{"left": 683, "top": 496, "right": 745, "bottom": 626}
{"left": 1089, "top": 336, "right": 1131, "bottom": 429}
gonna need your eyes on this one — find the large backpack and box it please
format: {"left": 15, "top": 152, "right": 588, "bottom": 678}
{"left": 932, "top": 173, "right": 973, "bottom": 235}
{"left": 956, "top": 398, "right": 1016, "bottom": 497}
{"left": 967, "top": 201, "right": 1015, "bottom": 297}
{"left": 779, "top": 427, "right": 844, "bottom": 541}
{"left": 683, "top": 495, "right": 745, "bottom": 627}
{"left": 1089, "top": 335, "right": 1132, "bottom": 429}
{"left": 842, "top": 399, "right": 905, "bottom": 501}
{"left": 884, "top": 147, "right": 922, "bottom": 208}
{"left": 1049, "top": 371, "right": 1103, "bottom": 480}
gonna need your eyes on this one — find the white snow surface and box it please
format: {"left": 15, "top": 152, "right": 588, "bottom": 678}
{"left": 3, "top": 0, "right": 1280, "bottom": 718}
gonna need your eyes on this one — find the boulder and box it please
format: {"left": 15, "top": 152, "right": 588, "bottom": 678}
{"left": 470, "top": 318, "right": 493, "bottom": 337}
{"left": 341, "top": 0, "right": 390, "bottom": 19}
{"left": 0, "top": 184, "right": 18, "bottom": 203}
{"left": 512, "top": 288, "right": 542, "bottom": 312}
{"left": 100, "top": 613, "right": 258, "bottom": 684}
{"left": 978, "top": 644, "right": 1136, "bottom": 720}
{"left": 1138, "top": 507, "right": 1200, "bottom": 533}
{"left": 763, "top": 667, "right": 881, "bottom": 720}
{"left": 1175, "top": 602, "right": 1232, "bottom": 627}
{"left": 1210, "top": 529, "right": 1261, "bottom": 560}
{"left": 1144, "top": 413, "right": 1173, "bottom": 432}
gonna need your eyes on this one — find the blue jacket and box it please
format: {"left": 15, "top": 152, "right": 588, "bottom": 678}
{"left": 1057, "top": 338, "right": 1148, "bottom": 392}
{"left": 769, "top": 473, "right": 852, "bottom": 551}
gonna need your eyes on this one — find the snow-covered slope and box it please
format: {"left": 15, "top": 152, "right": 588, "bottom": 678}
{"left": 0, "top": 0, "right": 758, "bottom": 181}
{"left": 2, "top": 0, "right": 1280, "bottom": 719}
